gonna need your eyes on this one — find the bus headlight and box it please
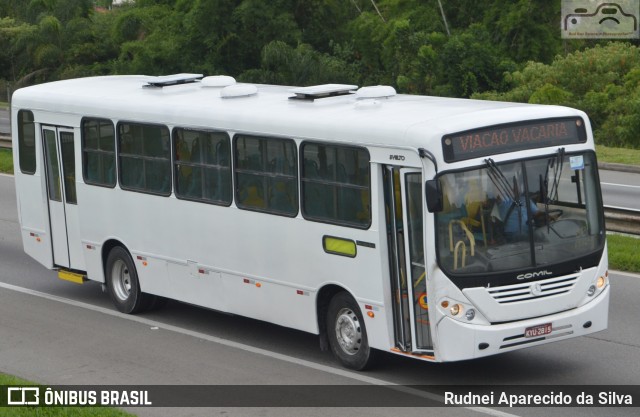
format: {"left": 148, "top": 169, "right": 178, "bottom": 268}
{"left": 439, "top": 298, "right": 489, "bottom": 324}
{"left": 465, "top": 309, "right": 476, "bottom": 321}
{"left": 450, "top": 304, "right": 462, "bottom": 316}
{"left": 587, "top": 273, "right": 607, "bottom": 297}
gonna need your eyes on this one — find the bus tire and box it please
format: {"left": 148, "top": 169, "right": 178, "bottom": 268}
{"left": 105, "top": 246, "right": 151, "bottom": 314}
{"left": 327, "top": 292, "right": 376, "bottom": 370}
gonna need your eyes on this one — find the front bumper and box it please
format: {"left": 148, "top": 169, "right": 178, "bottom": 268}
{"left": 434, "top": 285, "right": 610, "bottom": 362}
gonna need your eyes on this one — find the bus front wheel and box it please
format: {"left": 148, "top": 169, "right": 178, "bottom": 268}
{"left": 327, "top": 292, "right": 376, "bottom": 370}
{"left": 105, "top": 246, "right": 152, "bottom": 314}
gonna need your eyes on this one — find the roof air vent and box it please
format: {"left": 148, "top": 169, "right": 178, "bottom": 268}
{"left": 220, "top": 84, "right": 258, "bottom": 98}
{"left": 202, "top": 75, "right": 236, "bottom": 88}
{"left": 144, "top": 73, "right": 203, "bottom": 88}
{"left": 289, "top": 84, "right": 358, "bottom": 101}
{"left": 356, "top": 85, "right": 396, "bottom": 99}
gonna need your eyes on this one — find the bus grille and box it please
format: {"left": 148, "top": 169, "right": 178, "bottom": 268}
{"left": 487, "top": 275, "right": 579, "bottom": 304}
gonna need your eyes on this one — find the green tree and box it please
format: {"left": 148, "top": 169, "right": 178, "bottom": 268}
{"left": 230, "top": 0, "right": 301, "bottom": 72}
{"left": 240, "top": 40, "right": 355, "bottom": 86}
{"left": 474, "top": 43, "right": 640, "bottom": 148}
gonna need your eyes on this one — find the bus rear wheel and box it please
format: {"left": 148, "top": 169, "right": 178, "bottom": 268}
{"left": 327, "top": 292, "right": 376, "bottom": 370}
{"left": 106, "top": 246, "right": 154, "bottom": 314}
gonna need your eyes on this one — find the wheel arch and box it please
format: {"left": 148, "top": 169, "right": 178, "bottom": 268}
{"left": 316, "top": 284, "right": 353, "bottom": 351}
{"left": 101, "top": 238, "right": 128, "bottom": 279}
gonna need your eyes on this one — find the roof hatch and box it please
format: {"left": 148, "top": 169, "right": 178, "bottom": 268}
{"left": 144, "top": 73, "right": 203, "bottom": 88}
{"left": 289, "top": 84, "right": 358, "bottom": 101}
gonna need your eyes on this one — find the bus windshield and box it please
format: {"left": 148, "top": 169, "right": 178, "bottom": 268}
{"left": 435, "top": 151, "right": 605, "bottom": 283}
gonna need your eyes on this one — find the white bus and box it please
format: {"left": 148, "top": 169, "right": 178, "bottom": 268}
{"left": 11, "top": 74, "right": 609, "bottom": 369}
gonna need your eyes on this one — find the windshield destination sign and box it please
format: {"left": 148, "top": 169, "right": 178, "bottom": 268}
{"left": 442, "top": 117, "right": 587, "bottom": 162}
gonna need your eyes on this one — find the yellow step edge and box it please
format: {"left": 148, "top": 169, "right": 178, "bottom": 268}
{"left": 58, "top": 270, "right": 86, "bottom": 284}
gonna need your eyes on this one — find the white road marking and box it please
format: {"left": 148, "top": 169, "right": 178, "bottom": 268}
{"left": 610, "top": 270, "right": 640, "bottom": 279}
{"left": 0, "top": 280, "right": 518, "bottom": 417}
{"left": 601, "top": 182, "right": 640, "bottom": 189}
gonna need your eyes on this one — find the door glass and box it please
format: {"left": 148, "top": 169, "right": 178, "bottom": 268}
{"left": 59, "top": 131, "right": 77, "bottom": 204}
{"left": 405, "top": 173, "right": 432, "bottom": 350}
{"left": 385, "top": 167, "right": 411, "bottom": 350}
{"left": 43, "top": 129, "right": 62, "bottom": 202}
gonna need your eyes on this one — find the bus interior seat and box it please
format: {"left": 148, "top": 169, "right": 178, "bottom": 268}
{"left": 269, "top": 181, "right": 294, "bottom": 213}
{"left": 244, "top": 184, "right": 265, "bottom": 208}
{"left": 238, "top": 176, "right": 265, "bottom": 208}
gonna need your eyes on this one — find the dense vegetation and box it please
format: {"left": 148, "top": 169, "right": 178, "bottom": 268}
{"left": 1, "top": 0, "right": 639, "bottom": 147}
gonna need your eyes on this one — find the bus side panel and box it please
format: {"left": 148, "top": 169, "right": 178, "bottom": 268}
{"left": 13, "top": 126, "right": 55, "bottom": 270}
{"left": 221, "top": 272, "right": 317, "bottom": 333}
{"left": 81, "top": 240, "right": 105, "bottom": 283}
{"left": 76, "top": 165, "right": 389, "bottom": 339}
{"left": 164, "top": 262, "right": 226, "bottom": 311}
{"left": 131, "top": 253, "right": 169, "bottom": 297}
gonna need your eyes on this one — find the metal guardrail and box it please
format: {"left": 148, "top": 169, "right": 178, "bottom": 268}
{"left": 604, "top": 206, "right": 640, "bottom": 236}
{"left": 0, "top": 135, "right": 10, "bottom": 148}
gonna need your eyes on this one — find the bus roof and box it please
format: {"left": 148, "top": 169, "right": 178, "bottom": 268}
{"left": 12, "top": 75, "right": 587, "bottom": 155}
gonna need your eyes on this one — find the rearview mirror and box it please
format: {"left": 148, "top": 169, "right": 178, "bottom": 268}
{"left": 425, "top": 179, "right": 443, "bottom": 213}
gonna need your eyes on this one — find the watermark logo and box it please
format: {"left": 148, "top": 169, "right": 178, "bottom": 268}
{"left": 562, "top": 0, "right": 639, "bottom": 38}
{"left": 7, "top": 387, "right": 40, "bottom": 405}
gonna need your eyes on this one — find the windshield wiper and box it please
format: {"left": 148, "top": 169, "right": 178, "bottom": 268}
{"left": 485, "top": 159, "right": 523, "bottom": 232}
{"left": 485, "top": 158, "right": 516, "bottom": 203}
{"left": 548, "top": 147, "right": 565, "bottom": 203}
{"left": 541, "top": 148, "right": 565, "bottom": 231}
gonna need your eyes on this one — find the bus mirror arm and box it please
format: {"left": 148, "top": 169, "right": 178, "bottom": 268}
{"left": 425, "top": 179, "right": 443, "bottom": 213}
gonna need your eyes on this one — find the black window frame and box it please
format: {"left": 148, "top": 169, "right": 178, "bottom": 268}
{"left": 300, "top": 141, "right": 372, "bottom": 229}
{"left": 81, "top": 117, "right": 117, "bottom": 188}
{"left": 18, "top": 110, "right": 36, "bottom": 175}
{"left": 172, "top": 127, "right": 233, "bottom": 206}
{"left": 117, "top": 121, "right": 172, "bottom": 197}
{"left": 233, "top": 134, "right": 299, "bottom": 217}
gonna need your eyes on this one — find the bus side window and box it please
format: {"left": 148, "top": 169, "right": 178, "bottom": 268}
{"left": 173, "top": 127, "right": 231, "bottom": 206}
{"left": 118, "top": 122, "right": 171, "bottom": 196}
{"left": 18, "top": 110, "right": 36, "bottom": 175}
{"left": 82, "top": 118, "right": 116, "bottom": 187}
{"left": 234, "top": 135, "right": 297, "bottom": 216}
{"left": 301, "top": 142, "right": 371, "bottom": 229}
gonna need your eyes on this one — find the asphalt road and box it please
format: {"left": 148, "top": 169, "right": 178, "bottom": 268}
{"left": 1, "top": 173, "right": 640, "bottom": 416}
{"left": 600, "top": 169, "right": 640, "bottom": 210}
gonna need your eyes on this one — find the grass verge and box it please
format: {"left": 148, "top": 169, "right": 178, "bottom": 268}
{"left": 596, "top": 145, "right": 640, "bottom": 166}
{"left": 0, "top": 148, "right": 13, "bottom": 173}
{"left": 607, "top": 234, "right": 640, "bottom": 273}
{"left": 0, "top": 373, "right": 136, "bottom": 417}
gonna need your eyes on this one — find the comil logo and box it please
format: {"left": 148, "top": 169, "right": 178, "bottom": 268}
{"left": 517, "top": 270, "right": 553, "bottom": 280}
{"left": 7, "top": 387, "right": 40, "bottom": 405}
{"left": 562, "top": 1, "right": 640, "bottom": 38}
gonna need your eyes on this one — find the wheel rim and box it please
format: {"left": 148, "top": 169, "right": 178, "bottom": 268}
{"left": 111, "top": 259, "right": 132, "bottom": 302}
{"left": 334, "top": 307, "right": 362, "bottom": 355}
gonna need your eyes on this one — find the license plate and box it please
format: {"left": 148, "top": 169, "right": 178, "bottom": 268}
{"left": 524, "top": 323, "right": 552, "bottom": 338}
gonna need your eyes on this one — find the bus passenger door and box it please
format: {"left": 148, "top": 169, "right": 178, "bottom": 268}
{"left": 384, "top": 167, "right": 432, "bottom": 352}
{"left": 42, "top": 126, "right": 83, "bottom": 270}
